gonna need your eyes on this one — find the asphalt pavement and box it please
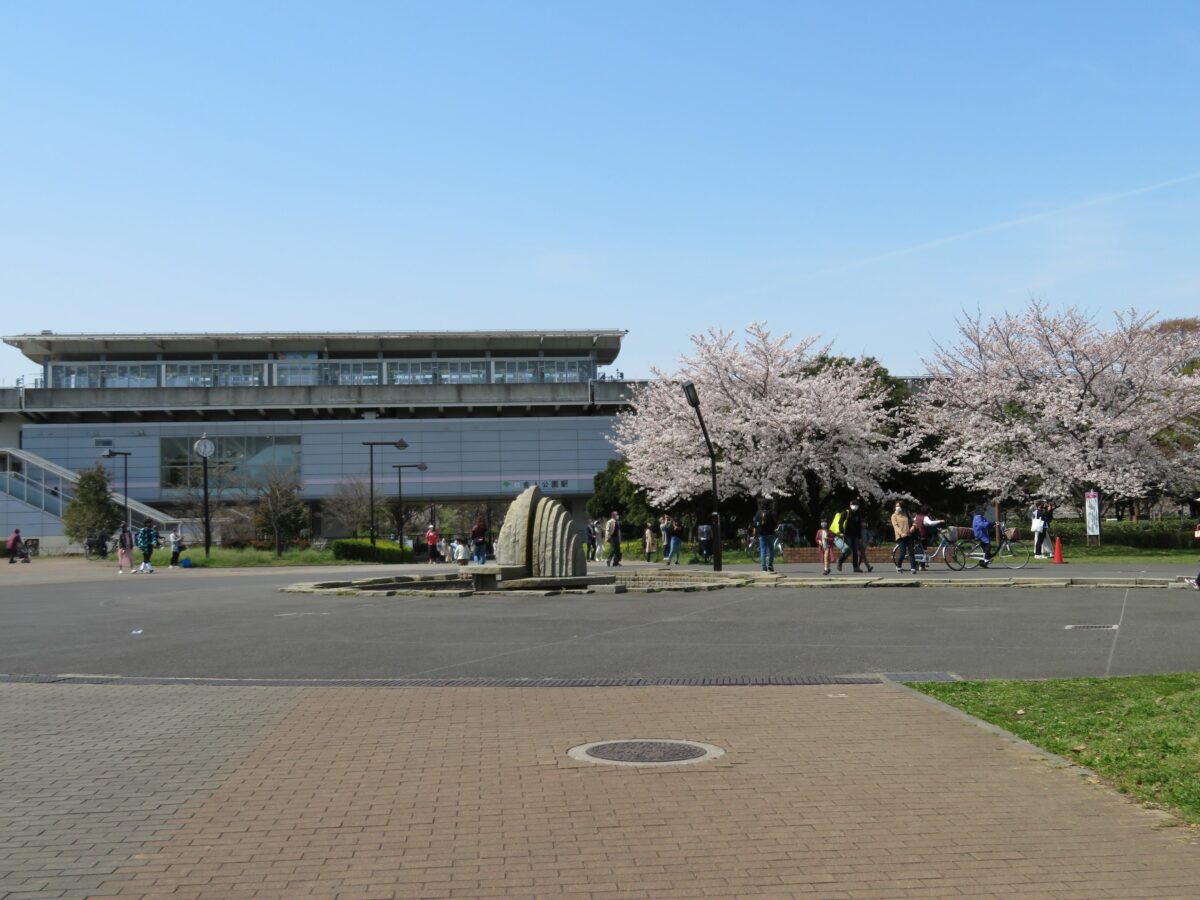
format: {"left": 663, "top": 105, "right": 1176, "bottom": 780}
{"left": 4, "top": 557, "right": 1199, "bottom": 681}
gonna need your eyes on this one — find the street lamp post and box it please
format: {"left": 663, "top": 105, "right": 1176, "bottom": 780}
{"left": 101, "top": 449, "right": 131, "bottom": 530}
{"left": 392, "top": 462, "right": 428, "bottom": 561}
{"left": 681, "top": 382, "right": 722, "bottom": 572}
{"left": 362, "top": 439, "right": 409, "bottom": 559}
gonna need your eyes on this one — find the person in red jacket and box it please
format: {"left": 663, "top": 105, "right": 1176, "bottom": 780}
{"left": 425, "top": 525, "right": 441, "bottom": 564}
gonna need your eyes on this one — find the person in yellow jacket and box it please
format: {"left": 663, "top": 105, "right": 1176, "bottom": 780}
{"left": 891, "top": 501, "right": 917, "bottom": 575}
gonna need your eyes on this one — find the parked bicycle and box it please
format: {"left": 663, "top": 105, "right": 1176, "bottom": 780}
{"left": 959, "top": 522, "right": 1029, "bottom": 570}
{"left": 746, "top": 533, "right": 785, "bottom": 556}
{"left": 84, "top": 535, "right": 109, "bottom": 560}
{"left": 893, "top": 531, "right": 965, "bottom": 571}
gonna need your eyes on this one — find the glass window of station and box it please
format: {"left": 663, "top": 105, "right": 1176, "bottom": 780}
{"left": 160, "top": 435, "right": 301, "bottom": 488}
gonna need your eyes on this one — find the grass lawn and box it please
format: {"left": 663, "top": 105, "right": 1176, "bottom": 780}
{"left": 1040, "top": 545, "right": 1200, "bottom": 565}
{"left": 912, "top": 674, "right": 1200, "bottom": 825}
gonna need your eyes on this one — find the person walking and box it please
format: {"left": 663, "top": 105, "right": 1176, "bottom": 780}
{"left": 134, "top": 520, "right": 160, "bottom": 573}
{"left": 115, "top": 522, "right": 134, "bottom": 574}
{"left": 837, "top": 501, "right": 871, "bottom": 573}
{"left": 665, "top": 516, "right": 683, "bottom": 565}
{"left": 6, "top": 528, "right": 27, "bottom": 564}
{"left": 604, "top": 510, "right": 622, "bottom": 567}
{"left": 659, "top": 515, "right": 671, "bottom": 563}
{"left": 643, "top": 521, "right": 656, "bottom": 562}
{"left": 972, "top": 508, "right": 994, "bottom": 568}
{"left": 753, "top": 501, "right": 778, "bottom": 573}
{"left": 586, "top": 521, "right": 597, "bottom": 562}
{"left": 891, "top": 501, "right": 917, "bottom": 575}
{"left": 470, "top": 516, "right": 488, "bottom": 564}
{"left": 168, "top": 526, "right": 183, "bottom": 568}
{"left": 815, "top": 518, "right": 835, "bottom": 576}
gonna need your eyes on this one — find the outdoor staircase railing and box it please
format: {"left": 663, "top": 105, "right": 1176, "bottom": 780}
{"left": 0, "top": 447, "right": 177, "bottom": 528}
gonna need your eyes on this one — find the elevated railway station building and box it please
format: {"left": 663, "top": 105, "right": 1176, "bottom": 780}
{"left": 1, "top": 330, "right": 632, "bottom": 547}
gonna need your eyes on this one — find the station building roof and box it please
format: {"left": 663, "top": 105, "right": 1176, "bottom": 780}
{"left": 4, "top": 330, "right": 627, "bottom": 365}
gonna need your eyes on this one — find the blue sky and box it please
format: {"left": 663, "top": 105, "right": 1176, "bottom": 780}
{"left": 2, "top": 1, "right": 1199, "bottom": 383}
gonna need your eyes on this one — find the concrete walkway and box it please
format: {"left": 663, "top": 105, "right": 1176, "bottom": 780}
{"left": 3, "top": 681, "right": 1200, "bottom": 899}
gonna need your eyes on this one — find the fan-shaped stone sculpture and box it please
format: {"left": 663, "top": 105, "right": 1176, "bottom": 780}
{"left": 496, "top": 485, "right": 586, "bottom": 577}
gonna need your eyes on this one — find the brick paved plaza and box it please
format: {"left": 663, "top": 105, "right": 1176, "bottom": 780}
{"left": 4, "top": 680, "right": 1200, "bottom": 899}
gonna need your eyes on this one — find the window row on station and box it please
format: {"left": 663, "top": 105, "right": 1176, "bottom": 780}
{"left": 48, "top": 357, "right": 596, "bottom": 389}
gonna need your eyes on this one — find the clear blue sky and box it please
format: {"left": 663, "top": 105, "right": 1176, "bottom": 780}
{"left": 2, "top": 1, "right": 1198, "bottom": 384}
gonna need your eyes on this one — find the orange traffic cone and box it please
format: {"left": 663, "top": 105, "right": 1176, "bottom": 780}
{"left": 1051, "top": 536, "right": 1064, "bottom": 564}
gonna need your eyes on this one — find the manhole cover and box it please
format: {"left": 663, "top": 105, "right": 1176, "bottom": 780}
{"left": 567, "top": 739, "right": 724, "bottom": 767}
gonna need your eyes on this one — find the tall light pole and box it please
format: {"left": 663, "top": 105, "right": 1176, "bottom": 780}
{"left": 392, "top": 462, "right": 428, "bottom": 561}
{"left": 362, "top": 439, "right": 408, "bottom": 558}
{"left": 681, "top": 382, "right": 722, "bottom": 572}
{"left": 101, "top": 449, "right": 131, "bottom": 530}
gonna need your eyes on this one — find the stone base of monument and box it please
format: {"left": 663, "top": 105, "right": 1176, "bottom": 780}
{"left": 469, "top": 565, "right": 617, "bottom": 593}
{"left": 282, "top": 567, "right": 621, "bottom": 598}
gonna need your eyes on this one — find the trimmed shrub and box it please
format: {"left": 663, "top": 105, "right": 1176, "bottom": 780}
{"left": 1048, "top": 519, "right": 1198, "bottom": 549}
{"left": 330, "top": 538, "right": 416, "bottom": 563}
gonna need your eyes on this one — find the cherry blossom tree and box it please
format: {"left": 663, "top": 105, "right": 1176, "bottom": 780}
{"left": 913, "top": 302, "right": 1200, "bottom": 511}
{"left": 610, "top": 323, "right": 911, "bottom": 517}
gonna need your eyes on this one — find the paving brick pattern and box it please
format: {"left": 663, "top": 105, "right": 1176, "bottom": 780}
{"left": 0, "top": 685, "right": 300, "bottom": 900}
{"left": 4, "top": 683, "right": 1200, "bottom": 899}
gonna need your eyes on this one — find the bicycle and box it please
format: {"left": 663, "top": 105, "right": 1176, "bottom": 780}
{"left": 84, "top": 535, "right": 109, "bottom": 560}
{"left": 892, "top": 531, "right": 965, "bottom": 571}
{"left": 746, "top": 534, "right": 785, "bottom": 556}
{"left": 959, "top": 523, "right": 1029, "bottom": 570}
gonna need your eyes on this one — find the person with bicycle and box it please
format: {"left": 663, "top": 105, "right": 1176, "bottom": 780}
{"left": 972, "top": 508, "right": 994, "bottom": 568}
{"left": 891, "top": 500, "right": 918, "bottom": 575}
{"left": 753, "top": 501, "right": 778, "bottom": 573}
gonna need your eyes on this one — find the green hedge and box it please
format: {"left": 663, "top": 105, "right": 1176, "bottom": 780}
{"left": 330, "top": 538, "right": 417, "bottom": 563}
{"left": 1048, "top": 519, "right": 1199, "bottom": 549}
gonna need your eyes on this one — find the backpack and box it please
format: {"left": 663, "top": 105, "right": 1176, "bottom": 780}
{"left": 756, "top": 510, "right": 777, "bottom": 534}
{"left": 830, "top": 512, "right": 845, "bottom": 536}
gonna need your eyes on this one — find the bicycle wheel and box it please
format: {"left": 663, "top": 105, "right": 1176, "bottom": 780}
{"left": 959, "top": 540, "right": 983, "bottom": 570}
{"left": 891, "top": 544, "right": 904, "bottom": 569}
{"left": 997, "top": 539, "right": 1030, "bottom": 570}
{"left": 944, "top": 541, "right": 966, "bottom": 571}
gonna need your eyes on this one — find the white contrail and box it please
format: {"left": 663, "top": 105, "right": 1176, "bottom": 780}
{"left": 801, "top": 169, "right": 1200, "bottom": 279}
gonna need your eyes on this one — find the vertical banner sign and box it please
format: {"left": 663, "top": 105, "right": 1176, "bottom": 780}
{"left": 1085, "top": 491, "right": 1101, "bottom": 538}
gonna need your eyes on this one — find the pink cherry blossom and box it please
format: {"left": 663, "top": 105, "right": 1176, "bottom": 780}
{"left": 610, "top": 323, "right": 912, "bottom": 507}
{"left": 913, "top": 302, "right": 1200, "bottom": 510}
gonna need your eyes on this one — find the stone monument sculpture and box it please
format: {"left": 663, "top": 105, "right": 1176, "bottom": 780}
{"left": 496, "top": 485, "right": 587, "bottom": 577}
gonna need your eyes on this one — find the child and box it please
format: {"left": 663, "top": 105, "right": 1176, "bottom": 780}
{"left": 115, "top": 523, "right": 134, "bottom": 574}
{"left": 453, "top": 537, "right": 470, "bottom": 566}
{"left": 815, "top": 519, "right": 835, "bottom": 576}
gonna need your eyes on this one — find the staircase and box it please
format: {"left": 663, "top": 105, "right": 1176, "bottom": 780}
{"left": 0, "top": 447, "right": 178, "bottom": 532}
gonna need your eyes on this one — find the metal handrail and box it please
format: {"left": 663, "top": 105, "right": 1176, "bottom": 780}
{"left": 0, "top": 447, "right": 177, "bottom": 527}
